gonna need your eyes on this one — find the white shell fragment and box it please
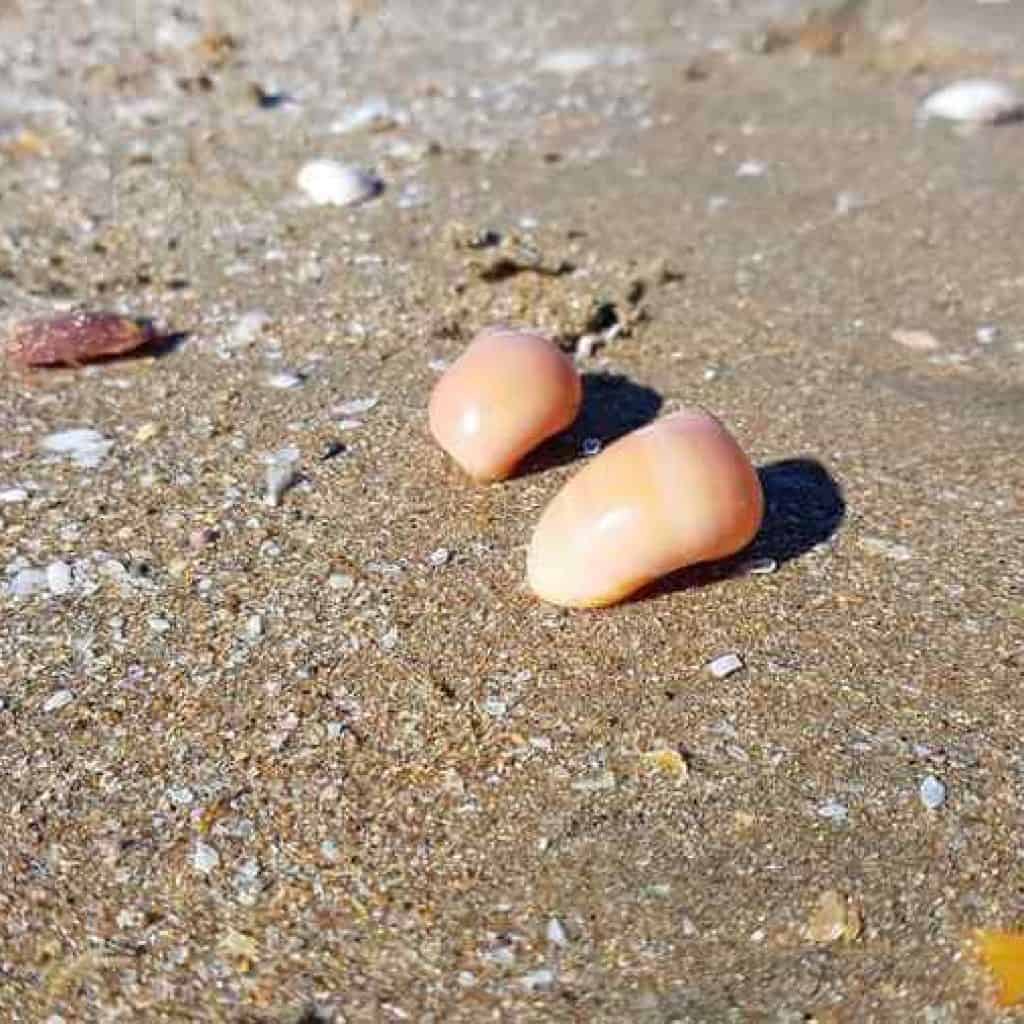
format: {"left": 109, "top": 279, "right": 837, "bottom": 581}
{"left": 296, "top": 159, "right": 382, "bottom": 207}
{"left": 43, "top": 689, "right": 74, "bottom": 713}
{"left": 42, "top": 428, "right": 113, "bottom": 468}
{"left": 332, "top": 396, "right": 379, "bottom": 417}
{"left": 707, "top": 652, "right": 744, "bottom": 679}
{"left": 46, "top": 560, "right": 73, "bottom": 595}
{"left": 331, "top": 97, "right": 403, "bottom": 134}
{"left": 264, "top": 446, "right": 300, "bottom": 507}
{"left": 8, "top": 568, "right": 46, "bottom": 597}
{"left": 918, "top": 79, "right": 1024, "bottom": 125}
{"left": 919, "top": 774, "right": 947, "bottom": 810}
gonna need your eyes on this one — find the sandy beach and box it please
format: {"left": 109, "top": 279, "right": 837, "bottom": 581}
{"left": 1, "top": 2, "right": 1022, "bottom": 1020}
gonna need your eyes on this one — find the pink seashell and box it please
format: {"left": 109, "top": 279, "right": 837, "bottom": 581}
{"left": 428, "top": 326, "right": 581, "bottom": 481}
{"left": 527, "top": 409, "right": 763, "bottom": 607}
{"left": 5, "top": 312, "right": 155, "bottom": 368}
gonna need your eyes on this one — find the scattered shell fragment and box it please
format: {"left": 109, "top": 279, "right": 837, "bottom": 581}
{"left": 546, "top": 918, "right": 568, "bottom": 947}
{"left": 429, "top": 326, "right": 582, "bottom": 482}
{"left": 919, "top": 774, "right": 947, "bottom": 810}
{"left": 9, "top": 568, "right": 47, "bottom": 597}
{"left": 707, "top": 653, "right": 744, "bottom": 679}
{"left": 528, "top": 410, "right": 763, "bottom": 608}
{"left": 331, "top": 96, "right": 403, "bottom": 134}
{"left": 0, "top": 487, "right": 28, "bottom": 503}
{"left": 536, "top": 49, "right": 602, "bottom": 75}
{"left": 807, "top": 890, "right": 862, "bottom": 944}
{"left": 428, "top": 547, "right": 451, "bottom": 567}
{"left": 891, "top": 328, "right": 940, "bottom": 352}
{"left": 192, "top": 841, "right": 220, "bottom": 874}
{"left": 265, "top": 370, "right": 304, "bottom": 390}
{"left": 918, "top": 80, "right": 1023, "bottom": 125}
{"left": 5, "top": 312, "right": 155, "bottom": 367}
{"left": 736, "top": 160, "right": 767, "bottom": 178}
{"left": 975, "top": 929, "right": 1024, "bottom": 1006}
{"left": 741, "top": 556, "right": 777, "bottom": 575}
{"left": 642, "top": 748, "right": 689, "bottom": 780}
{"left": 296, "top": 159, "right": 382, "bottom": 206}
{"left": 42, "top": 428, "right": 113, "bottom": 468}
{"left": 264, "top": 447, "right": 300, "bottom": 507}
{"left": 43, "top": 689, "right": 74, "bottom": 713}
{"left": 46, "top": 560, "right": 73, "bottom": 595}
{"left": 333, "top": 396, "right": 379, "bottom": 417}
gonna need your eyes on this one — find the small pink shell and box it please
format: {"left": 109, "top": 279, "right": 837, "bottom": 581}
{"left": 5, "top": 312, "right": 154, "bottom": 367}
{"left": 428, "top": 326, "right": 582, "bottom": 481}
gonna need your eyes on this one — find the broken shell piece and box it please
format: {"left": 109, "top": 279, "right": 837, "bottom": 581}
{"left": 527, "top": 410, "right": 763, "bottom": 608}
{"left": 6, "top": 312, "right": 154, "bottom": 367}
{"left": 428, "top": 326, "right": 581, "bottom": 482}
{"left": 918, "top": 79, "right": 1023, "bottom": 125}
{"left": 264, "top": 447, "right": 300, "bottom": 507}
{"left": 296, "top": 159, "right": 382, "bottom": 206}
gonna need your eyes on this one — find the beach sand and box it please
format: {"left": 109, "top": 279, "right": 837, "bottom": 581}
{"left": 0, "top": 2, "right": 1022, "bottom": 1020}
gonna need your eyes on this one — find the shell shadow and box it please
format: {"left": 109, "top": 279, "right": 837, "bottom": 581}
{"left": 517, "top": 371, "right": 663, "bottom": 477}
{"left": 635, "top": 457, "right": 846, "bottom": 602}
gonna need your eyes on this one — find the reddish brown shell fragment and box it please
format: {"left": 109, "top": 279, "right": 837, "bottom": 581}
{"left": 5, "top": 312, "right": 154, "bottom": 368}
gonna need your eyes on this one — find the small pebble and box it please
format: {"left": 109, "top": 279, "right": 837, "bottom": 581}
{"left": 707, "top": 652, "right": 744, "bottom": 679}
{"left": 148, "top": 616, "right": 171, "bottom": 633}
{"left": 0, "top": 487, "right": 28, "bottom": 503}
{"left": 246, "top": 614, "right": 264, "bottom": 639}
{"left": 742, "top": 557, "right": 777, "bottom": 575}
{"left": 976, "top": 325, "right": 998, "bottom": 345}
{"left": 807, "top": 889, "right": 862, "bottom": 943}
{"left": 920, "top": 774, "right": 947, "bottom": 810}
{"left": 43, "top": 689, "right": 74, "bottom": 713}
{"left": 296, "top": 159, "right": 382, "bottom": 206}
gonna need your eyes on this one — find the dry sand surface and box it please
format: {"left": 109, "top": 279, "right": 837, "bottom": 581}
{"left": 0, "top": 1, "right": 1022, "bottom": 1021}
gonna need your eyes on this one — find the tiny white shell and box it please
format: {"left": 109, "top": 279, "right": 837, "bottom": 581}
{"left": 918, "top": 79, "right": 1023, "bottom": 125}
{"left": 296, "top": 159, "right": 382, "bottom": 206}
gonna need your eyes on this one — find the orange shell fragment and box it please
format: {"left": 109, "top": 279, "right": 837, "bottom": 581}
{"left": 975, "top": 929, "right": 1024, "bottom": 1006}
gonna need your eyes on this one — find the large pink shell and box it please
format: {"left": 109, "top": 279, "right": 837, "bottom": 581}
{"left": 5, "top": 312, "right": 154, "bottom": 367}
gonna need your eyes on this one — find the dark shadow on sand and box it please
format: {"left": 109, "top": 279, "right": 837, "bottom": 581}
{"left": 636, "top": 457, "right": 846, "bottom": 602}
{"left": 517, "top": 371, "right": 663, "bottom": 477}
